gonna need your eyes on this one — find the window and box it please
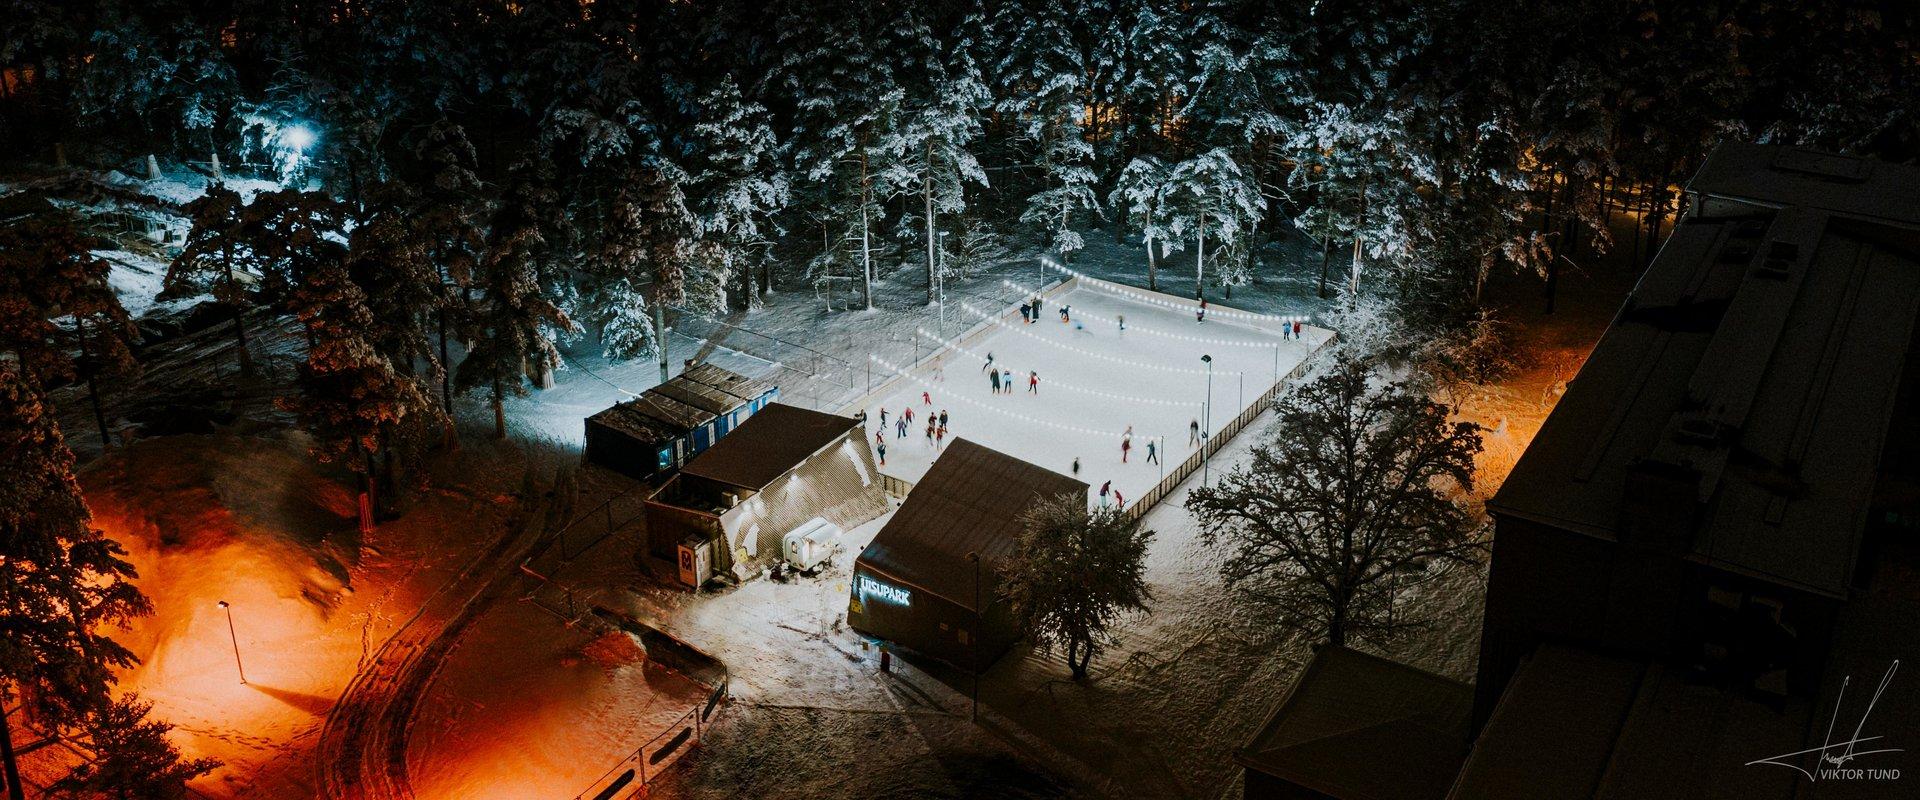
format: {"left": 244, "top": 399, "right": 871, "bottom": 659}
{"left": 657, "top": 447, "right": 672, "bottom": 470}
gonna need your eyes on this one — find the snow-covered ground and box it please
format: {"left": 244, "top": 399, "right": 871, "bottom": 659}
{"left": 861, "top": 282, "right": 1328, "bottom": 504}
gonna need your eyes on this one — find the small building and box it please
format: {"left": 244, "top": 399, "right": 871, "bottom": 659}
{"left": 848, "top": 438, "right": 1085, "bottom": 672}
{"left": 1235, "top": 646, "right": 1471, "bottom": 800}
{"left": 583, "top": 363, "right": 778, "bottom": 481}
{"left": 644, "top": 403, "right": 885, "bottom": 587}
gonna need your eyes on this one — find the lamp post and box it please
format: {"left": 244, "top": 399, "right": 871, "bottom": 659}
{"left": 217, "top": 600, "right": 246, "bottom": 685}
{"left": 1201, "top": 355, "right": 1214, "bottom": 487}
{"left": 966, "top": 551, "right": 981, "bottom": 724}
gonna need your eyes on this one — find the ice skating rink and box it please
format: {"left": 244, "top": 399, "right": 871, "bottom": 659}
{"left": 864, "top": 281, "right": 1330, "bottom": 506}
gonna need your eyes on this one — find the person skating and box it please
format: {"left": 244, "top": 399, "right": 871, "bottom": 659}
{"left": 1146, "top": 439, "right": 1159, "bottom": 465}
{"left": 1121, "top": 436, "right": 1132, "bottom": 463}
{"left": 904, "top": 406, "right": 915, "bottom": 425}
{"left": 1059, "top": 305, "right": 1070, "bottom": 323}
{"left": 982, "top": 351, "right": 995, "bottom": 372}
{"left": 1033, "top": 296, "right": 1044, "bottom": 320}
{"left": 1003, "top": 368, "right": 1014, "bottom": 393}
{"left": 1189, "top": 418, "right": 1201, "bottom": 445}
{"left": 1197, "top": 298, "right": 1207, "bottom": 323}
{"left": 1071, "top": 457, "right": 1080, "bottom": 477}
{"left": 877, "top": 441, "right": 887, "bottom": 465}
{"left": 990, "top": 368, "right": 1001, "bottom": 394}
{"left": 1117, "top": 314, "right": 1126, "bottom": 331}
{"left": 926, "top": 420, "right": 936, "bottom": 445}
{"left": 879, "top": 407, "right": 888, "bottom": 427}
{"left": 938, "top": 409, "right": 949, "bottom": 429}
{"left": 1281, "top": 321, "right": 1290, "bottom": 341}
{"left": 1114, "top": 490, "right": 1125, "bottom": 510}
{"left": 1028, "top": 371, "right": 1039, "bottom": 394}
{"left": 896, "top": 417, "right": 908, "bottom": 439}
{"left": 935, "top": 424, "right": 947, "bottom": 449}
{"left": 875, "top": 430, "right": 885, "bottom": 448}
{"left": 1293, "top": 319, "right": 1303, "bottom": 339}
{"left": 1021, "top": 303, "right": 1032, "bottom": 323}
{"left": 922, "top": 390, "right": 931, "bottom": 405}
{"left": 1098, "top": 481, "right": 1111, "bottom": 507}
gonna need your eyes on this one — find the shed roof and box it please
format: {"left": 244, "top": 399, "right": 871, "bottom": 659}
{"left": 1237, "top": 646, "right": 1472, "bottom": 800}
{"left": 680, "top": 362, "right": 775, "bottom": 404}
{"left": 855, "top": 438, "right": 1085, "bottom": 611}
{"left": 650, "top": 376, "right": 743, "bottom": 416}
{"left": 589, "top": 398, "right": 690, "bottom": 443}
{"left": 1489, "top": 148, "right": 1920, "bottom": 597}
{"left": 680, "top": 403, "right": 859, "bottom": 490}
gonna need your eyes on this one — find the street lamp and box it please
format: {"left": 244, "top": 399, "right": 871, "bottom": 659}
{"left": 1201, "top": 355, "right": 1214, "bottom": 487}
{"left": 216, "top": 600, "right": 246, "bottom": 685}
{"left": 281, "top": 124, "right": 315, "bottom": 152}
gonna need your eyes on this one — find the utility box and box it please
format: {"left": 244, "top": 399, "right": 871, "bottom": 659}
{"left": 783, "top": 517, "right": 843, "bottom": 571}
{"left": 676, "top": 536, "right": 713, "bottom": 589}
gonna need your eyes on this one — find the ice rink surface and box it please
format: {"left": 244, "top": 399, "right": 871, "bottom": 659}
{"left": 863, "top": 282, "right": 1330, "bottom": 507}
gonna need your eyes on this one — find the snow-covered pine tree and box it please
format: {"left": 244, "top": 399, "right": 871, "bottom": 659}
{"left": 458, "top": 161, "right": 571, "bottom": 438}
{"left": 49, "top": 695, "right": 219, "bottom": 799}
{"left": 1108, "top": 155, "right": 1171, "bottom": 289}
{"left": 0, "top": 216, "right": 139, "bottom": 448}
{"left": 168, "top": 184, "right": 257, "bottom": 374}
{"left": 280, "top": 260, "right": 440, "bottom": 525}
{"left": 0, "top": 361, "right": 150, "bottom": 776}
{"left": 1162, "top": 148, "right": 1262, "bottom": 299}
{"left": 883, "top": 6, "right": 989, "bottom": 305}
{"left": 689, "top": 76, "right": 790, "bottom": 310}
{"left": 994, "top": 0, "right": 1101, "bottom": 263}
{"left": 405, "top": 118, "right": 490, "bottom": 411}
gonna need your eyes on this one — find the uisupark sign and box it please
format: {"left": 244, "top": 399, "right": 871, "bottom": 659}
{"left": 858, "top": 575, "right": 912, "bottom": 607}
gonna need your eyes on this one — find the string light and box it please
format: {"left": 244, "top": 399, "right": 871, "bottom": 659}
{"left": 957, "top": 301, "right": 1243, "bottom": 377}
{"left": 871, "top": 355, "right": 1143, "bottom": 439}
{"left": 1001, "top": 279, "right": 1295, "bottom": 349}
{"left": 914, "top": 328, "right": 1204, "bottom": 409}
{"left": 1037, "top": 258, "right": 1305, "bottom": 326}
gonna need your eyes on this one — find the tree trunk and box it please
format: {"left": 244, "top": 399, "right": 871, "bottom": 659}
{"left": 1318, "top": 232, "right": 1333, "bottom": 299}
{"left": 74, "top": 314, "right": 111, "bottom": 449}
{"left": 1145, "top": 233, "right": 1158, "bottom": 291}
{"left": 653, "top": 301, "right": 670, "bottom": 383}
{"left": 437, "top": 307, "right": 453, "bottom": 412}
{"left": 491, "top": 379, "right": 505, "bottom": 439}
{"left": 859, "top": 150, "right": 874, "bottom": 310}
{"left": 925, "top": 143, "right": 938, "bottom": 306}
{"left": 0, "top": 695, "right": 24, "bottom": 800}
{"left": 225, "top": 242, "right": 252, "bottom": 376}
{"left": 1195, "top": 224, "right": 1206, "bottom": 301}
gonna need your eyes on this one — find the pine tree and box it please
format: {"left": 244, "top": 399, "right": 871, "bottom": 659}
{"left": 1000, "top": 492, "right": 1155, "bottom": 680}
{"left": 1161, "top": 148, "right": 1262, "bottom": 299}
{"left": 995, "top": 0, "right": 1101, "bottom": 262}
{"left": 689, "top": 76, "right": 790, "bottom": 310}
{"left": 883, "top": 6, "right": 989, "bottom": 304}
{"left": 0, "top": 361, "right": 151, "bottom": 789}
{"left": 0, "top": 217, "right": 139, "bottom": 449}
{"left": 1188, "top": 355, "right": 1484, "bottom": 648}
{"left": 458, "top": 161, "right": 572, "bottom": 438}
{"left": 51, "top": 695, "right": 219, "bottom": 800}
{"left": 168, "top": 185, "right": 256, "bottom": 375}
{"left": 1108, "top": 155, "right": 1171, "bottom": 289}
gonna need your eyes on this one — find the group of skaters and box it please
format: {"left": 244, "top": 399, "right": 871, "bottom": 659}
{"left": 871, "top": 399, "right": 953, "bottom": 465}
{"left": 980, "top": 352, "right": 1039, "bottom": 395}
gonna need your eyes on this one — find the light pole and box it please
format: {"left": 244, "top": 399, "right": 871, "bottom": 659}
{"left": 966, "top": 551, "right": 981, "bottom": 724}
{"left": 217, "top": 600, "right": 246, "bottom": 685}
{"left": 1201, "top": 355, "right": 1214, "bottom": 487}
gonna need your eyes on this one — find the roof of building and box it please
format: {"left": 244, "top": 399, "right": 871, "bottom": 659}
{"left": 1688, "top": 142, "right": 1920, "bottom": 229}
{"left": 679, "top": 403, "right": 859, "bottom": 490}
{"left": 1236, "top": 646, "right": 1472, "bottom": 800}
{"left": 1489, "top": 146, "right": 1920, "bottom": 598}
{"left": 680, "top": 362, "right": 775, "bottom": 404}
{"left": 588, "top": 391, "right": 715, "bottom": 443}
{"left": 855, "top": 438, "right": 1085, "bottom": 611}
{"left": 650, "top": 376, "right": 745, "bottom": 417}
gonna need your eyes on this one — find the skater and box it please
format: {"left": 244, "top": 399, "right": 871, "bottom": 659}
{"left": 1003, "top": 368, "right": 1014, "bottom": 394}
{"left": 1114, "top": 490, "right": 1125, "bottom": 510}
{"left": 1021, "top": 303, "right": 1032, "bottom": 323}
{"left": 1293, "top": 320, "right": 1303, "bottom": 339}
{"left": 1189, "top": 418, "right": 1201, "bottom": 445}
{"left": 922, "top": 390, "right": 931, "bottom": 405}
{"left": 926, "top": 420, "right": 936, "bottom": 445}
{"left": 982, "top": 351, "right": 995, "bottom": 372}
{"left": 1098, "top": 481, "right": 1111, "bottom": 507}
{"left": 1281, "top": 321, "right": 1291, "bottom": 341}
{"left": 1028, "top": 371, "right": 1039, "bottom": 394}
{"left": 939, "top": 409, "right": 949, "bottom": 429}
{"left": 990, "top": 368, "right": 1001, "bottom": 394}
{"left": 1146, "top": 439, "right": 1159, "bottom": 465}
{"left": 935, "top": 425, "right": 946, "bottom": 449}
{"left": 896, "top": 417, "right": 908, "bottom": 439}
{"left": 1060, "top": 305, "right": 1070, "bottom": 323}
{"left": 1071, "top": 457, "right": 1081, "bottom": 477}
{"left": 1121, "top": 436, "right": 1132, "bottom": 463}
{"left": 1033, "top": 295, "right": 1044, "bottom": 320}
{"left": 875, "top": 430, "right": 885, "bottom": 447}
{"left": 1117, "top": 314, "right": 1126, "bottom": 331}
{"left": 904, "top": 407, "right": 915, "bottom": 425}
{"left": 877, "top": 441, "right": 887, "bottom": 465}
{"left": 1197, "top": 298, "right": 1207, "bottom": 323}
{"left": 880, "top": 407, "right": 888, "bottom": 426}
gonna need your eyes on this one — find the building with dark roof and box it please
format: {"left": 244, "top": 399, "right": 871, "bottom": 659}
{"left": 1237, "top": 646, "right": 1472, "bottom": 800}
{"left": 848, "top": 437, "right": 1086, "bottom": 671}
{"left": 583, "top": 362, "right": 779, "bottom": 480}
{"left": 644, "top": 403, "right": 885, "bottom": 587}
{"left": 1459, "top": 143, "right": 1920, "bottom": 797}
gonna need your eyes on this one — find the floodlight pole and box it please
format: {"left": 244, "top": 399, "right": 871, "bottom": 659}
{"left": 1202, "top": 355, "right": 1214, "bottom": 488}
{"left": 968, "top": 551, "right": 981, "bottom": 724}
{"left": 218, "top": 600, "right": 246, "bottom": 684}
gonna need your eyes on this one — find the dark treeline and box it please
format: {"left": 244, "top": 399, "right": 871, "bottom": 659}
{"left": 3, "top": 0, "right": 1917, "bottom": 449}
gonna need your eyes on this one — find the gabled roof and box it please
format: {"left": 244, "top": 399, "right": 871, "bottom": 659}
{"left": 856, "top": 438, "right": 1085, "bottom": 611}
{"left": 650, "top": 377, "right": 743, "bottom": 416}
{"left": 680, "top": 362, "right": 775, "bottom": 405}
{"left": 1238, "top": 646, "right": 1472, "bottom": 800}
{"left": 680, "top": 403, "right": 859, "bottom": 490}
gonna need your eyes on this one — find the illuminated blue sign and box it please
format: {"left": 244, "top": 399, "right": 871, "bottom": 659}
{"left": 858, "top": 575, "right": 911, "bottom": 606}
